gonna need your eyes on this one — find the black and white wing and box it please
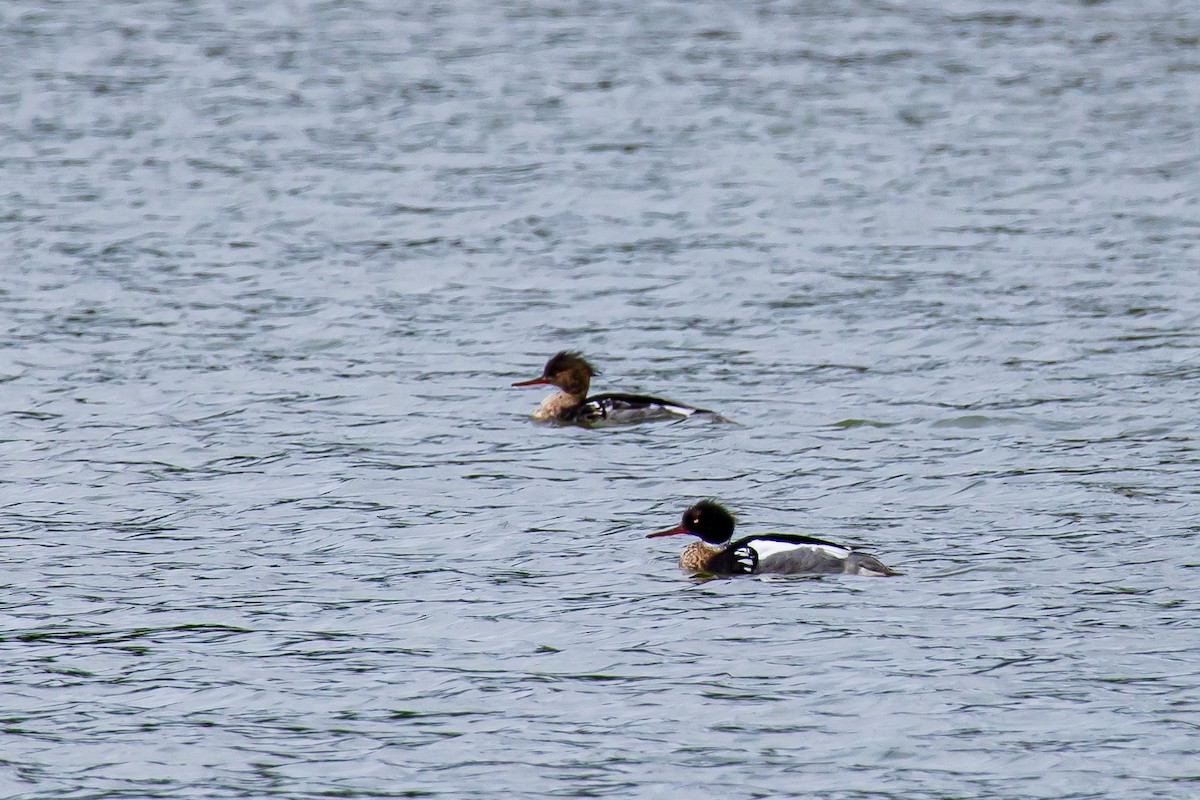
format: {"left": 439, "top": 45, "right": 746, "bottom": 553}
{"left": 738, "top": 534, "right": 854, "bottom": 575}
{"left": 708, "top": 542, "right": 759, "bottom": 575}
{"left": 570, "top": 393, "right": 710, "bottom": 425}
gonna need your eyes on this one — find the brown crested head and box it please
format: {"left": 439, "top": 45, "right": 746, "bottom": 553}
{"left": 544, "top": 351, "right": 595, "bottom": 396}
{"left": 512, "top": 350, "right": 596, "bottom": 396}
{"left": 545, "top": 350, "right": 595, "bottom": 377}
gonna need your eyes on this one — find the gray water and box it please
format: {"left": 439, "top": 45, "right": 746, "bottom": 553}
{"left": 2, "top": 0, "right": 1199, "bottom": 797}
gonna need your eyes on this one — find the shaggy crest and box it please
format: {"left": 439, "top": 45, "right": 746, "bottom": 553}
{"left": 544, "top": 351, "right": 597, "bottom": 379}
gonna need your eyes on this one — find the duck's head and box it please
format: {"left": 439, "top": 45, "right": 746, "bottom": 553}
{"left": 647, "top": 500, "right": 736, "bottom": 545}
{"left": 511, "top": 351, "right": 596, "bottom": 397}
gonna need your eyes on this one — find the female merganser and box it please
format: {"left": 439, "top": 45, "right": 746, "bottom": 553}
{"left": 512, "top": 351, "right": 723, "bottom": 424}
{"left": 648, "top": 501, "right": 901, "bottom": 577}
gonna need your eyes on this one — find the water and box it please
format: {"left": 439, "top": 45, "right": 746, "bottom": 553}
{"left": 2, "top": 0, "right": 1199, "bottom": 797}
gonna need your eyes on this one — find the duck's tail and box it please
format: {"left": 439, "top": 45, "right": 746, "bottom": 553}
{"left": 848, "top": 553, "right": 903, "bottom": 577}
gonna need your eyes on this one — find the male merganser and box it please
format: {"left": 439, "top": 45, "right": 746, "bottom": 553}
{"left": 648, "top": 501, "right": 901, "bottom": 577}
{"left": 512, "top": 351, "right": 723, "bottom": 424}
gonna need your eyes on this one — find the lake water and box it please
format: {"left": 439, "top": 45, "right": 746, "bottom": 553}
{"left": 2, "top": 0, "right": 1199, "bottom": 797}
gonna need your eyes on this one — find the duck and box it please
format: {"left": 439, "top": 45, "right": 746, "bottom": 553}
{"left": 647, "top": 501, "right": 900, "bottom": 577}
{"left": 512, "top": 351, "right": 724, "bottom": 424}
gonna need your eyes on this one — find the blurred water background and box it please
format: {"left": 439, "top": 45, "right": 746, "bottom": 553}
{"left": 2, "top": 0, "right": 1198, "bottom": 797}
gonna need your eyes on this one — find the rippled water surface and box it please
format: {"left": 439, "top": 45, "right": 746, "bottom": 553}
{"left": 2, "top": 0, "right": 1199, "bottom": 797}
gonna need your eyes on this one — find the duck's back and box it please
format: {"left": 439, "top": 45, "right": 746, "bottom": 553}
{"left": 735, "top": 534, "right": 853, "bottom": 574}
{"left": 566, "top": 392, "right": 710, "bottom": 424}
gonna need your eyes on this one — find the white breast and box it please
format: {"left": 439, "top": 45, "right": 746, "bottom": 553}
{"left": 533, "top": 391, "right": 578, "bottom": 419}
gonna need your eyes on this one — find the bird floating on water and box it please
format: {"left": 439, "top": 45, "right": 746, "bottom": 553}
{"left": 512, "top": 351, "right": 725, "bottom": 425}
{"left": 647, "top": 501, "right": 900, "bottom": 577}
